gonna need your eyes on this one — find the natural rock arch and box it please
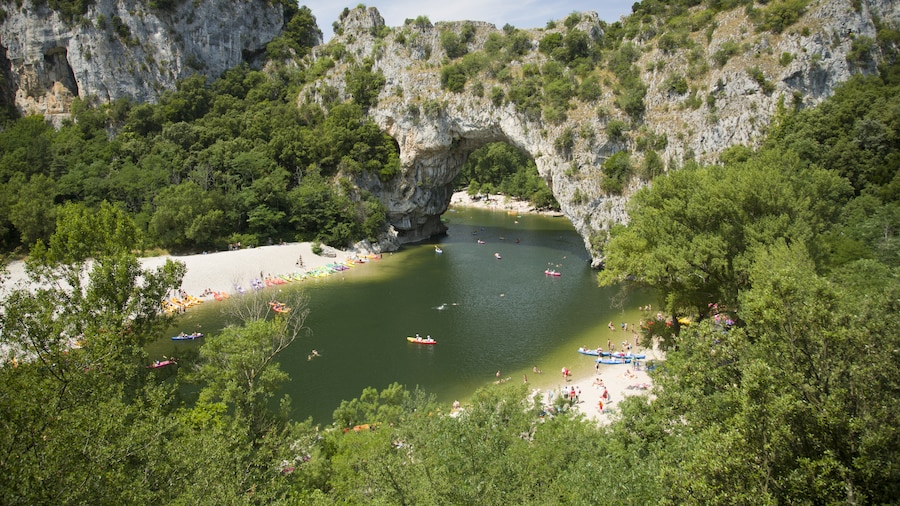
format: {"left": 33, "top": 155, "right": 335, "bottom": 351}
{"left": 358, "top": 101, "right": 614, "bottom": 253}
{"left": 326, "top": 3, "right": 888, "bottom": 265}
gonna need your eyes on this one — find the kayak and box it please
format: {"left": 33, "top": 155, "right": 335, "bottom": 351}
{"left": 407, "top": 336, "right": 437, "bottom": 345}
{"left": 172, "top": 332, "right": 203, "bottom": 341}
{"left": 610, "top": 352, "right": 646, "bottom": 360}
{"left": 147, "top": 359, "right": 176, "bottom": 369}
{"left": 596, "top": 357, "right": 631, "bottom": 364}
{"left": 269, "top": 301, "right": 291, "bottom": 313}
{"left": 577, "top": 347, "right": 605, "bottom": 356}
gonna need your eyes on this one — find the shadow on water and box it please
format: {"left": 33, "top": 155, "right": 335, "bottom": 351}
{"left": 150, "top": 207, "right": 651, "bottom": 424}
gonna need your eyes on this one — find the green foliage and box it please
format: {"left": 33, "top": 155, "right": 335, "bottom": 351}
{"left": 639, "top": 150, "right": 665, "bottom": 180}
{"left": 440, "top": 64, "right": 466, "bottom": 92}
{"left": 752, "top": 0, "right": 809, "bottom": 34}
{"left": 663, "top": 73, "right": 689, "bottom": 94}
{"left": 345, "top": 59, "right": 385, "bottom": 109}
{"left": 748, "top": 66, "right": 776, "bottom": 94}
{"left": 600, "top": 150, "right": 632, "bottom": 194}
{"left": 712, "top": 39, "right": 741, "bottom": 67}
{"left": 0, "top": 51, "right": 401, "bottom": 254}
{"left": 440, "top": 29, "right": 468, "bottom": 59}
{"left": 778, "top": 51, "right": 794, "bottom": 66}
{"left": 765, "top": 69, "right": 900, "bottom": 199}
{"left": 599, "top": 151, "right": 851, "bottom": 318}
{"left": 2, "top": 19, "right": 898, "bottom": 506}
{"left": 332, "top": 382, "right": 412, "bottom": 428}
{"left": 606, "top": 118, "right": 628, "bottom": 141}
{"left": 44, "top": 0, "right": 95, "bottom": 23}
{"left": 847, "top": 35, "right": 875, "bottom": 64}
{"left": 507, "top": 75, "right": 543, "bottom": 121}
{"left": 404, "top": 15, "right": 432, "bottom": 30}
{"left": 266, "top": 5, "right": 322, "bottom": 60}
{"left": 490, "top": 86, "right": 505, "bottom": 107}
{"left": 455, "top": 143, "right": 558, "bottom": 210}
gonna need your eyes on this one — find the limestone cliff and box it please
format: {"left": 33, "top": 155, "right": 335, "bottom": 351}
{"left": 1, "top": 1, "right": 897, "bottom": 265}
{"left": 0, "top": 0, "right": 288, "bottom": 120}
{"left": 315, "top": 1, "right": 897, "bottom": 264}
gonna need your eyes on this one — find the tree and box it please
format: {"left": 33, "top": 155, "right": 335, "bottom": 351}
{"left": 598, "top": 151, "right": 850, "bottom": 329}
{"left": 193, "top": 290, "right": 310, "bottom": 435}
{"left": 0, "top": 201, "right": 186, "bottom": 503}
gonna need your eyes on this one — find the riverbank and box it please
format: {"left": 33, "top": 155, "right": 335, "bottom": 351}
{"left": 449, "top": 190, "right": 562, "bottom": 216}
{"left": 1, "top": 242, "right": 364, "bottom": 300}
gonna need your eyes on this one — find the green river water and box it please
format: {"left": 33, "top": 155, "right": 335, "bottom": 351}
{"left": 150, "top": 206, "right": 651, "bottom": 423}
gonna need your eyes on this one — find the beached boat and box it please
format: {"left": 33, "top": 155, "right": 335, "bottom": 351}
{"left": 544, "top": 269, "right": 561, "bottom": 276}
{"left": 610, "top": 352, "right": 646, "bottom": 360}
{"left": 147, "top": 359, "right": 177, "bottom": 369}
{"left": 407, "top": 336, "right": 437, "bottom": 345}
{"left": 172, "top": 332, "right": 203, "bottom": 341}
{"left": 596, "top": 357, "right": 631, "bottom": 364}
{"left": 577, "top": 347, "right": 604, "bottom": 356}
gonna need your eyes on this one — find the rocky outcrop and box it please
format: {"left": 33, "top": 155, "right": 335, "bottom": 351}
{"left": 320, "top": 1, "right": 896, "bottom": 263}
{"left": 0, "top": 0, "right": 289, "bottom": 119}
{"left": 1, "top": 1, "right": 896, "bottom": 264}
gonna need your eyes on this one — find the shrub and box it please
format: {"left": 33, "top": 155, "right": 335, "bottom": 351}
{"left": 663, "top": 74, "right": 689, "bottom": 95}
{"left": 712, "top": 40, "right": 740, "bottom": 67}
{"left": 748, "top": 66, "right": 775, "bottom": 94}
{"left": 600, "top": 151, "right": 631, "bottom": 194}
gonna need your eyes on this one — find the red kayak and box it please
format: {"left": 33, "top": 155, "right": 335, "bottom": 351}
{"left": 147, "top": 359, "right": 176, "bottom": 369}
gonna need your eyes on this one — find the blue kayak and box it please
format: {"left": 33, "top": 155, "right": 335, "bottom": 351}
{"left": 596, "top": 357, "right": 631, "bottom": 364}
{"left": 172, "top": 332, "right": 203, "bottom": 341}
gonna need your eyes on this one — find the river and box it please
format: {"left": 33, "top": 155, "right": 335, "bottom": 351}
{"left": 151, "top": 206, "right": 650, "bottom": 423}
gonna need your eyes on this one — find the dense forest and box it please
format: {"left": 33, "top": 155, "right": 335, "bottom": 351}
{"left": 1, "top": 0, "right": 899, "bottom": 503}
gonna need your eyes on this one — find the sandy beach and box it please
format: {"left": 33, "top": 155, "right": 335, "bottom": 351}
{"left": 2, "top": 242, "right": 361, "bottom": 300}
{"left": 534, "top": 350, "right": 660, "bottom": 426}
{"left": 1, "top": 190, "right": 537, "bottom": 298}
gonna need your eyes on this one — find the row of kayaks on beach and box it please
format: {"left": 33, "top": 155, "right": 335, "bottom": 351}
{"left": 577, "top": 347, "right": 646, "bottom": 363}
{"left": 163, "top": 254, "right": 381, "bottom": 314}
{"left": 232, "top": 256, "right": 381, "bottom": 294}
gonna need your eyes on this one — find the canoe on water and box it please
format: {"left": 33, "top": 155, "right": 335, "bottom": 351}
{"left": 147, "top": 359, "right": 177, "bottom": 369}
{"left": 407, "top": 336, "right": 437, "bottom": 345}
{"left": 172, "top": 332, "right": 203, "bottom": 341}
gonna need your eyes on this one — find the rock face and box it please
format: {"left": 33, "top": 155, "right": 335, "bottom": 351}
{"left": 322, "top": 1, "right": 896, "bottom": 263}
{"left": 0, "top": 0, "right": 288, "bottom": 119}
{"left": 2, "top": 1, "right": 897, "bottom": 264}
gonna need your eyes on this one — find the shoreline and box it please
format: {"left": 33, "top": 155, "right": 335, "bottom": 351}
{"left": 1, "top": 189, "right": 549, "bottom": 299}
{"left": 449, "top": 190, "right": 564, "bottom": 217}
{"left": 511, "top": 338, "right": 663, "bottom": 426}
{"left": 1, "top": 242, "right": 365, "bottom": 301}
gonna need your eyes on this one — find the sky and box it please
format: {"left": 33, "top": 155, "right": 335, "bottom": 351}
{"left": 299, "top": 1, "right": 637, "bottom": 41}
